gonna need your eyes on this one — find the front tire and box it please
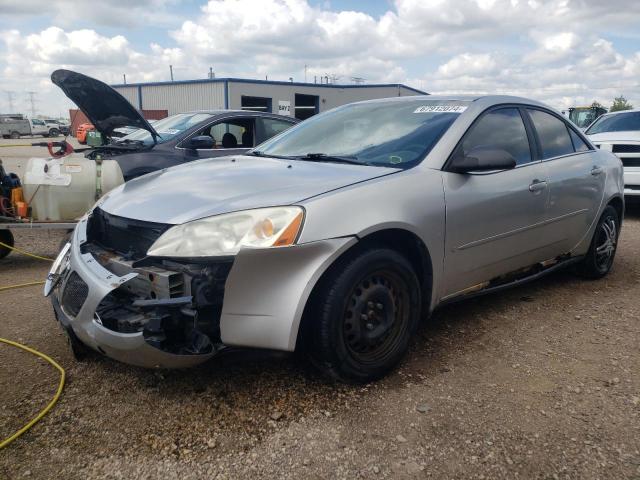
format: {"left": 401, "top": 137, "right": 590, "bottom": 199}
{"left": 308, "top": 247, "right": 421, "bottom": 383}
{"left": 576, "top": 205, "right": 620, "bottom": 279}
{"left": 0, "top": 229, "right": 14, "bottom": 259}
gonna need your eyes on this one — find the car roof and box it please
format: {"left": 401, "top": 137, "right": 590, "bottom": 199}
{"left": 350, "top": 94, "right": 550, "bottom": 109}
{"left": 597, "top": 108, "right": 640, "bottom": 117}
{"left": 180, "top": 109, "right": 294, "bottom": 117}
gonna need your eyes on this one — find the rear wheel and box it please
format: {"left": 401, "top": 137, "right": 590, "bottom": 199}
{"left": 10, "top": 131, "right": 19, "bottom": 139}
{"left": 0, "top": 230, "right": 15, "bottom": 259}
{"left": 576, "top": 205, "right": 619, "bottom": 279}
{"left": 307, "top": 247, "right": 421, "bottom": 383}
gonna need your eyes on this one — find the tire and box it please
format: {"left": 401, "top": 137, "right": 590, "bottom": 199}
{"left": 0, "top": 229, "right": 15, "bottom": 259}
{"left": 576, "top": 205, "right": 620, "bottom": 279}
{"left": 307, "top": 247, "right": 421, "bottom": 383}
{"left": 50, "top": 128, "right": 60, "bottom": 137}
{"left": 10, "top": 131, "right": 19, "bottom": 139}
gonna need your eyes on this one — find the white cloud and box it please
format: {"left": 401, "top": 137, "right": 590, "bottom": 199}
{"left": 1, "top": 0, "right": 640, "bottom": 115}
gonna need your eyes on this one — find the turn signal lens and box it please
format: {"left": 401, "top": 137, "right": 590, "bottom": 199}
{"left": 274, "top": 211, "right": 303, "bottom": 247}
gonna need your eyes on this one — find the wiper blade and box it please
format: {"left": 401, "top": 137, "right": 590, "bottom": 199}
{"left": 296, "top": 153, "right": 364, "bottom": 165}
{"left": 246, "top": 150, "right": 296, "bottom": 160}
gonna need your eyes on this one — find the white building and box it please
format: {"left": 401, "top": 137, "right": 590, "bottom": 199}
{"left": 112, "top": 78, "right": 427, "bottom": 120}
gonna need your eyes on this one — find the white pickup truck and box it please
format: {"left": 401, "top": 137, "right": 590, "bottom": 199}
{"left": 0, "top": 117, "right": 58, "bottom": 138}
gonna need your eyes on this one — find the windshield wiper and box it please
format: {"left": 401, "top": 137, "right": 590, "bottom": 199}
{"left": 295, "top": 153, "right": 364, "bottom": 165}
{"left": 246, "top": 150, "right": 296, "bottom": 160}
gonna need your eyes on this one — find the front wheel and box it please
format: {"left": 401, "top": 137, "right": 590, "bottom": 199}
{"left": 307, "top": 247, "right": 421, "bottom": 383}
{"left": 0, "top": 229, "right": 15, "bottom": 259}
{"left": 576, "top": 205, "right": 620, "bottom": 279}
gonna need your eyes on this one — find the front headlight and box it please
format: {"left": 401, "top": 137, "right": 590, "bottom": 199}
{"left": 146, "top": 206, "right": 304, "bottom": 258}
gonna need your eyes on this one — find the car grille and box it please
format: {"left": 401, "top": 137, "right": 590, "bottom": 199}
{"left": 621, "top": 158, "right": 640, "bottom": 167}
{"left": 61, "top": 271, "right": 89, "bottom": 317}
{"left": 87, "top": 208, "right": 170, "bottom": 260}
{"left": 612, "top": 144, "right": 640, "bottom": 154}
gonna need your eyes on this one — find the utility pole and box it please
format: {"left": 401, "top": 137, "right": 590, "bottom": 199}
{"left": 304, "top": 64, "right": 308, "bottom": 83}
{"left": 169, "top": 65, "right": 174, "bottom": 81}
{"left": 5, "top": 91, "right": 16, "bottom": 113}
{"left": 25, "top": 91, "right": 37, "bottom": 117}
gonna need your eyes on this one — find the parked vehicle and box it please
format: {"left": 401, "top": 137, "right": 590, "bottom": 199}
{"left": 43, "top": 119, "right": 68, "bottom": 137}
{"left": 76, "top": 122, "right": 95, "bottom": 144}
{"left": 1, "top": 116, "right": 31, "bottom": 138}
{"left": 53, "top": 69, "right": 299, "bottom": 180}
{"left": 46, "top": 95, "right": 623, "bottom": 382}
{"left": 562, "top": 105, "right": 608, "bottom": 129}
{"left": 586, "top": 109, "right": 640, "bottom": 200}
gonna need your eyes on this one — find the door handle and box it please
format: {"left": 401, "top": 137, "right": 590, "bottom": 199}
{"left": 529, "top": 180, "right": 548, "bottom": 192}
{"left": 591, "top": 166, "right": 604, "bottom": 176}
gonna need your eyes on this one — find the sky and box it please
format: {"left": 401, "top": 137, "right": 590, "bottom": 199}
{"left": 0, "top": 0, "right": 639, "bottom": 117}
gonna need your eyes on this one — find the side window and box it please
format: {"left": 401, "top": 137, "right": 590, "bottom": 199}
{"left": 568, "top": 128, "right": 590, "bottom": 152}
{"left": 256, "top": 118, "right": 294, "bottom": 144}
{"left": 527, "top": 109, "right": 575, "bottom": 159}
{"left": 193, "top": 118, "right": 254, "bottom": 149}
{"left": 459, "top": 108, "right": 532, "bottom": 165}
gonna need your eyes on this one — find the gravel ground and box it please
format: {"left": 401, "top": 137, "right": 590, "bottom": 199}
{"left": 0, "top": 208, "right": 639, "bottom": 479}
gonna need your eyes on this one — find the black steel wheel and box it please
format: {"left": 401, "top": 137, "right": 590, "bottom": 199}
{"left": 306, "top": 247, "right": 421, "bottom": 383}
{"left": 0, "top": 229, "right": 14, "bottom": 259}
{"left": 576, "top": 205, "right": 620, "bottom": 279}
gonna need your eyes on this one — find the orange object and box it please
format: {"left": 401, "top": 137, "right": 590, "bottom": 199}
{"left": 16, "top": 201, "right": 28, "bottom": 218}
{"left": 10, "top": 186, "right": 24, "bottom": 205}
{"left": 274, "top": 212, "right": 304, "bottom": 247}
{"left": 76, "top": 123, "right": 95, "bottom": 144}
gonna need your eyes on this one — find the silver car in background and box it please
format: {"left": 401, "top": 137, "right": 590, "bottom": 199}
{"left": 47, "top": 95, "right": 624, "bottom": 383}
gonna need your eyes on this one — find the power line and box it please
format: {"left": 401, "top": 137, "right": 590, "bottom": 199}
{"left": 4, "top": 91, "right": 16, "bottom": 113}
{"left": 25, "top": 91, "right": 37, "bottom": 117}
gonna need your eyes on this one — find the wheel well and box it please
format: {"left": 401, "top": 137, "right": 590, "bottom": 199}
{"left": 296, "top": 229, "right": 433, "bottom": 350}
{"left": 608, "top": 196, "right": 624, "bottom": 224}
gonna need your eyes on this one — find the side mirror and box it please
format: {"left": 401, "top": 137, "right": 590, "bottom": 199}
{"left": 185, "top": 135, "right": 215, "bottom": 150}
{"left": 449, "top": 146, "right": 517, "bottom": 173}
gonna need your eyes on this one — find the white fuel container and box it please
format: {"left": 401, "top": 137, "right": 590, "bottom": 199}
{"left": 22, "top": 155, "right": 124, "bottom": 222}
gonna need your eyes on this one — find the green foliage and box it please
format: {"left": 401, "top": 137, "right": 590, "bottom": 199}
{"left": 610, "top": 96, "right": 633, "bottom": 112}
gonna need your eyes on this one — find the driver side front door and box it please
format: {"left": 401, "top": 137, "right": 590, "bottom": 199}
{"left": 441, "top": 106, "right": 553, "bottom": 300}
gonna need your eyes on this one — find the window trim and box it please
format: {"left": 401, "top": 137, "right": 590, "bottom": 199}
{"left": 443, "top": 103, "right": 539, "bottom": 174}
{"left": 522, "top": 106, "right": 595, "bottom": 163}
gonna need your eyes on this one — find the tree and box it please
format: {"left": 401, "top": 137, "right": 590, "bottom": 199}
{"left": 591, "top": 101, "right": 604, "bottom": 109}
{"left": 610, "top": 96, "right": 633, "bottom": 112}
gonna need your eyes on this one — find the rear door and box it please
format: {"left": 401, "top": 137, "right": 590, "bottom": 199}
{"left": 525, "top": 108, "right": 604, "bottom": 254}
{"left": 441, "top": 106, "right": 552, "bottom": 299}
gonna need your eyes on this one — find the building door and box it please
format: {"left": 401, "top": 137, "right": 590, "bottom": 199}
{"left": 294, "top": 94, "right": 319, "bottom": 120}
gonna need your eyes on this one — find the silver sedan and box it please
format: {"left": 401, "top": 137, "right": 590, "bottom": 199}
{"left": 46, "top": 95, "right": 624, "bottom": 383}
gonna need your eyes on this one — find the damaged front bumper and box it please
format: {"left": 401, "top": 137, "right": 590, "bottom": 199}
{"left": 49, "top": 214, "right": 355, "bottom": 368}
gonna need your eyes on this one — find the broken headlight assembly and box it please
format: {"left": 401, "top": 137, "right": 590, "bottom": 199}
{"left": 146, "top": 206, "right": 304, "bottom": 258}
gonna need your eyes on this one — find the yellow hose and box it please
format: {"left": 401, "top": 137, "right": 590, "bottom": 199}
{"left": 0, "top": 236, "right": 64, "bottom": 448}
{"left": 0, "top": 338, "right": 65, "bottom": 449}
{"left": 0, "top": 240, "right": 54, "bottom": 262}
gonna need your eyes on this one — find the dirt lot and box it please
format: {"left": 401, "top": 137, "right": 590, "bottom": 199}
{"left": 1, "top": 207, "right": 639, "bottom": 479}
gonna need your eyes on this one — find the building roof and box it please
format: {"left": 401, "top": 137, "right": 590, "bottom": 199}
{"left": 112, "top": 77, "right": 427, "bottom": 95}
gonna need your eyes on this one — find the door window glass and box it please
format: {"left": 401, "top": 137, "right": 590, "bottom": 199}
{"left": 194, "top": 118, "right": 254, "bottom": 149}
{"left": 568, "top": 128, "right": 590, "bottom": 152}
{"left": 527, "top": 109, "right": 575, "bottom": 159}
{"left": 459, "top": 108, "right": 532, "bottom": 165}
{"left": 257, "top": 118, "right": 294, "bottom": 144}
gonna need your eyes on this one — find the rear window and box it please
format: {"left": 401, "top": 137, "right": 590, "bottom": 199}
{"left": 527, "top": 109, "right": 574, "bottom": 159}
{"left": 586, "top": 111, "right": 640, "bottom": 134}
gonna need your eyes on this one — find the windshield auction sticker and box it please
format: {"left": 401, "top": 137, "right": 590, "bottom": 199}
{"left": 413, "top": 105, "right": 468, "bottom": 113}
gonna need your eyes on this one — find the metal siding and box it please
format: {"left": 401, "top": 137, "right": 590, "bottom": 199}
{"left": 228, "top": 82, "right": 423, "bottom": 116}
{"left": 133, "top": 83, "right": 225, "bottom": 115}
{"left": 114, "top": 86, "right": 140, "bottom": 109}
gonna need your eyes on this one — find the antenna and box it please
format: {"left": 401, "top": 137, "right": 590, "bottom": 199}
{"left": 123, "top": 73, "right": 127, "bottom": 84}
{"left": 169, "top": 65, "right": 174, "bottom": 81}
{"left": 304, "top": 64, "right": 308, "bottom": 83}
{"left": 25, "top": 91, "right": 37, "bottom": 117}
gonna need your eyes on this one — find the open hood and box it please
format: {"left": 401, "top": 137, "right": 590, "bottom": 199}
{"left": 51, "top": 69, "right": 158, "bottom": 141}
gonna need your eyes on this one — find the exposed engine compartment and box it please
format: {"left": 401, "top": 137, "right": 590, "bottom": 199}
{"left": 73, "top": 208, "right": 233, "bottom": 356}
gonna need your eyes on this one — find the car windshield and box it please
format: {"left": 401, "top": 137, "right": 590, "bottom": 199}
{"left": 118, "top": 112, "right": 216, "bottom": 145}
{"left": 586, "top": 111, "right": 640, "bottom": 134}
{"left": 255, "top": 99, "right": 467, "bottom": 168}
